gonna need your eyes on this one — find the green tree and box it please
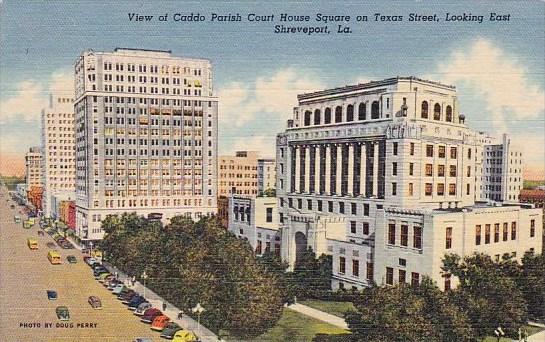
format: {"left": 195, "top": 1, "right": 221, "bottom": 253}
{"left": 519, "top": 252, "right": 545, "bottom": 320}
{"left": 292, "top": 247, "right": 332, "bottom": 299}
{"left": 263, "top": 188, "right": 276, "bottom": 197}
{"left": 345, "top": 278, "right": 473, "bottom": 342}
{"left": 442, "top": 253, "right": 528, "bottom": 338}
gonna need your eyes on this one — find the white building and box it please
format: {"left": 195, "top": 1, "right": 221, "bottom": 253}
{"left": 257, "top": 158, "right": 276, "bottom": 196}
{"left": 25, "top": 146, "right": 42, "bottom": 188}
{"left": 41, "top": 94, "right": 76, "bottom": 218}
{"left": 228, "top": 195, "right": 281, "bottom": 257}
{"left": 74, "top": 48, "right": 218, "bottom": 245}
{"left": 276, "top": 77, "right": 542, "bottom": 290}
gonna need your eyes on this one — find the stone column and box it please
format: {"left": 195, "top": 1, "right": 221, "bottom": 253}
{"left": 325, "top": 145, "right": 331, "bottom": 195}
{"left": 294, "top": 146, "right": 300, "bottom": 193}
{"left": 360, "top": 143, "right": 367, "bottom": 196}
{"left": 314, "top": 146, "right": 320, "bottom": 194}
{"left": 304, "top": 146, "right": 311, "bottom": 193}
{"left": 348, "top": 143, "right": 354, "bottom": 195}
{"left": 372, "top": 143, "right": 379, "bottom": 197}
{"left": 336, "top": 144, "right": 342, "bottom": 195}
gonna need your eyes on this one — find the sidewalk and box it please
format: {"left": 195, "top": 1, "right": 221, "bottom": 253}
{"left": 528, "top": 321, "right": 545, "bottom": 342}
{"left": 286, "top": 303, "right": 349, "bottom": 330}
{"left": 103, "top": 262, "right": 220, "bottom": 342}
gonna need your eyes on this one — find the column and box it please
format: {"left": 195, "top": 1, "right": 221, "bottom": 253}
{"left": 294, "top": 146, "right": 300, "bottom": 193}
{"left": 304, "top": 146, "right": 311, "bottom": 193}
{"left": 336, "top": 144, "right": 342, "bottom": 195}
{"left": 325, "top": 145, "right": 331, "bottom": 195}
{"left": 360, "top": 143, "right": 367, "bottom": 196}
{"left": 372, "top": 142, "right": 379, "bottom": 197}
{"left": 348, "top": 143, "right": 354, "bottom": 195}
{"left": 314, "top": 146, "right": 320, "bottom": 194}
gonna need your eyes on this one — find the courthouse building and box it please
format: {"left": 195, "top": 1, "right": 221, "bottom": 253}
{"left": 74, "top": 48, "right": 218, "bottom": 244}
{"left": 275, "top": 77, "right": 543, "bottom": 290}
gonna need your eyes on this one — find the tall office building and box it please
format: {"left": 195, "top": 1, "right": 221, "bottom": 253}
{"left": 218, "top": 151, "right": 259, "bottom": 197}
{"left": 74, "top": 48, "right": 218, "bottom": 244}
{"left": 276, "top": 77, "right": 542, "bottom": 290}
{"left": 41, "top": 94, "right": 76, "bottom": 218}
{"left": 25, "top": 146, "right": 43, "bottom": 188}
{"left": 257, "top": 158, "right": 276, "bottom": 196}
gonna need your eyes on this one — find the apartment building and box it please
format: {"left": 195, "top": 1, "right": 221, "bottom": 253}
{"left": 276, "top": 77, "right": 542, "bottom": 290}
{"left": 218, "top": 151, "right": 259, "bottom": 197}
{"left": 41, "top": 94, "right": 76, "bottom": 218}
{"left": 25, "top": 146, "right": 42, "bottom": 188}
{"left": 257, "top": 158, "right": 276, "bottom": 196}
{"left": 74, "top": 48, "right": 218, "bottom": 244}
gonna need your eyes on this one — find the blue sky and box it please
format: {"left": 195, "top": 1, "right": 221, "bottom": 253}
{"left": 1, "top": 1, "right": 544, "bottom": 178}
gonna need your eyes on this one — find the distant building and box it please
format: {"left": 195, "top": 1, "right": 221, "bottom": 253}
{"left": 257, "top": 158, "right": 276, "bottom": 196}
{"left": 228, "top": 195, "right": 281, "bottom": 257}
{"left": 218, "top": 151, "right": 259, "bottom": 197}
{"left": 217, "top": 196, "right": 229, "bottom": 228}
{"left": 41, "top": 94, "right": 76, "bottom": 218}
{"left": 25, "top": 146, "right": 42, "bottom": 188}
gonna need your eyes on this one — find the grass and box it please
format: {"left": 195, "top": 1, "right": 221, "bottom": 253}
{"left": 225, "top": 307, "right": 349, "bottom": 342}
{"left": 482, "top": 324, "right": 544, "bottom": 341}
{"left": 299, "top": 299, "right": 356, "bottom": 318}
{"left": 523, "top": 179, "right": 545, "bottom": 189}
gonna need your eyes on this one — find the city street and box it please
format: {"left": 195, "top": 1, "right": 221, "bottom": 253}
{"left": 0, "top": 187, "right": 160, "bottom": 342}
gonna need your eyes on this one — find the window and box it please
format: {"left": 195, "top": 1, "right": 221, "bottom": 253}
{"left": 503, "top": 222, "right": 508, "bottom": 241}
{"left": 425, "top": 183, "right": 433, "bottom": 196}
{"left": 346, "top": 104, "right": 354, "bottom": 121}
{"left": 363, "top": 203, "right": 369, "bottom": 216}
{"left": 411, "top": 272, "right": 420, "bottom": 286}
{"left": 410, "top": 142, "right": 415, "bottom": 155}
{"left": 339, "top": 202, "right": 345, "bottom": 214}
{"left": 426, "top": 145, "right": 433, "bottom": 157}
{"left": 485, "top": 224, "right": 491, "bottom": 244}
{"left": 433, "top": 103, "right": 441, "bottom": 120}
{"left": 352, "top": 260, "right": 359, "bottom": 277}
{"left": 399, "top": 269, "right": 406, "bottom": 283}
{"left": 307, "top": 199, "right": 312, "bottom": 210}
{"left": 446, "top": 227, "right": 453, "bottom": 249}
{"left": 466, "top": 183, "right": 471, "bottom": 195}
{"left": 408, "top": 183, "right": 414, "bottom": 196}
{"left": 358, "top": 103, "right": 366, "bottom": 120}
{"left": 467, "top": 166, "right": 471, "bottom": 177}
{"left": 393, "top": 142, "right": 398, "bottom": 156}
{"left": 297, "top": 199, "right": 302, "bottom": 210}
{"left": 437, "top": 183, "right": 445, "bottom": 196}
{"left": 413, "top": 226, "right": 422, "bottom": 249}
{"left": 324, "top": 108, "right": 331, "bottom": 124}
{"left": 409, "top": 163, "right": 414, "bottom": 175}
{"left": 425, "top": 164, "right": 433, "bottom": 177}
{"left": 475, "top": 225, "right": 481, "bottom": 245}
{"left": 362, "top": 222, "right": 369, "bottom": 235}
{"left": 371, "top": 101, "right": 380, "bottom": 119}
{"left": 304, "top": 111, "right": 311, "bottom": 126}
{"left": 392, "top": 182, "right": 397, "bottom": 196}
{"left": 386, "top": 267, "right": 394, "bottom": 285}
{"left": 494, "top": 223, "right": 500, "bottom": 243}
{"left": 401, "top": 225, "right": 408, "bottom": 247}
{"left": 366, "top": 262, "right": 374, "bottom": 281}
{"left": 468, "top": 148, "right": 472, "bottom": 160}
{"left": 317, "top": 200, "right": 323, "bottom": 212}
{"left": 392, "top": 162, "right": 398, "bottom": 176}
{"left": 530, "top": 219, "right": 535, "bottom": 237}
{"left": 444, "top": 274, "right": 451, "bottom": 291}
{"left": 314, "top": 109, "right": 321, "bottom": 125}
{"left": 421, "top": 101, "right": 428, "bottom": 119}
{"left": 445, "top": 106, "right": 453, "bottom": 122}
{"left": 350, "top": 221, "right": 357, "bottom": 234}
{"left": 256, "top": 240, "right": 262, "bottom": 254}
{"left": 449, "top": 165, "right": 457, "bottom": 177}
{"left": 266, "top": 207, "right": 273, "bottom": 223}
{"left": 438, "top": 146, "right": 446, "bottom": 158}
{"left": 450, "top": 147, "right": 457, "bottom": 159}
{"left": 437, "top": 165, "right": 445, "bottom": 177}
{"left": 328, "top": 201, "right": 333, "bottom": 213}
{"left": 339, "top": 257, "right": 346, "bottom": 274}
{"left": 388, "top": 223, "right": 396, "bottom": 245}
{"left": 335, "top": 106, "right": 343, "bottom": 123}
{"left": 449, "top": 183, "right": 456, "bottom": 195}
{"left": 511, "top": 222, "right": 516, "bottom": 240}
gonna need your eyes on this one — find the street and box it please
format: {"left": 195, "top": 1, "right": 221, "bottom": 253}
{"left": 0, "top": 186, "right": 160, "bottom": 342}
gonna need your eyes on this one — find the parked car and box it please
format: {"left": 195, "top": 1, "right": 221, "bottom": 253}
{"left": 93, "top": 267, "right": 109, "bottom": 277}
{"left": 150, "top": 315, "right": 170, "bottom": 331}
{"left": 107, "top": 280, "right": 122, "bottom": 291}
{"left": 133, "top": 338, "right": 153, "bottom": 342}
{"left": 98, "top": 272, "right": 112, "bottom": 283}
{"left": 46, "top": 290, "right": 57, "bottom": 300}
{"left": 118, "top": 290, "right": 137, "bottom": 303}
{"left": 88, "top": 296, "right": 102, "bottom": 309}
{"left": 102, "top": 275, "right": 116, "bottom": 286}
{"left": 160, "top": 322, "right": 183, "bottom": 339}
{"left": 66, "top": 255, "right": 77, "bottom": 264}
{"left": 133, "top": 302, "right": 152, "bottom": 316}
{"left": 127, "top": 295, "right": 147, "bottom": 309}
{"left": 55, "top": 306, "right": 70, "bottom": 321}
{"left": 112, "top": 284, "right": 128, "bottom": 295}
{"left": 172, "top": 330, "right": 198, "bottom": 342}
{"left": 140, "top": 308, "right": 162, "bottom": 323}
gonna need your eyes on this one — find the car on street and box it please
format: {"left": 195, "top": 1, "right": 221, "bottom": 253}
{"left": 133, "top": 338, "right": 153, "bottom": 342}
{"left": 160, "top": 322, "right": 183, "bottom": 339}
{"left": 55, "top": 306, "right": 70, "bottom": 321}
{"left": 133, "top": 302, "right": 152, "bottom": 316}
{"left": 10, "top": 204, "right": 15, "bottom": 209}
{"left": 150, "top": 315, "right": 170, "bottom": 331}
{"left": 46, "top": 290, "right": 57, "bottom": 300}
{"left": 140, "top": 308, "right": 162, "bottom": 323}
{"left": 127, "top": 295, "right": 147, "bottom": 309}
{"left": 67, "top": 255, "right": 77, "bottom": 264}
{"left": 88, "top": 296, "right": 102, "bottom": 309}
{"left": 46, "top": 242, "right": 56, "bottom": 249}
{"left": 172, "top": 330, "right": 198, "bottom": 342}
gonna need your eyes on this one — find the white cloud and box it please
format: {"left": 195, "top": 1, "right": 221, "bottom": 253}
{"left": 0, "top": 70, "right": 73, "bottom": 125}
{"left": 431, "top": 38, "right": 545, "bottom": 131}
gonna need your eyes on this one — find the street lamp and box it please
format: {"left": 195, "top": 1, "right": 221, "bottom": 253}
{"left": 192, "top": 303, "right": 205, "bottom": 339}
{"left": 142, "top": 271, "right": 148, "bottom": 298}
{"left": 494, "top": 326, "right": 505, "bottom": 342}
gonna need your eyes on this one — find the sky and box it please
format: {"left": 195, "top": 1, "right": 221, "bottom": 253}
{"left": 0, "top": 1, "right": 544, "bottom": 179}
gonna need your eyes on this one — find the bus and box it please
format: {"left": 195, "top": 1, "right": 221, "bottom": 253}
{"left": 27, "top": 238, "right": 38, "bottom": 250}
{"left": 47, "top": 250, "right": 62, "bottom": 265}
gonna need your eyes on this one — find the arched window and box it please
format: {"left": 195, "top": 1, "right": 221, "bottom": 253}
{"left": 433, "top": 103, "right": 441, "bottom": 120}
{"left": 445, "top": 105, "right": 452, "bottom": 122}
{"left": 421, "top": 101, "right": 428, "bottom": 119}
{"left": 358, "top": 103, "right": 366, "bottom": 120}
{"left": 304, "top": 111, "right": 312, "bottom": 126}
{"left": 346, "top": 104, "right": 354, "bottom": 122}
{"left": 314, "top": 109, "right": 321, "bottom": 125}
{"left": 371, "top": 101, "right": 380, "bottom": 119}
{"left": 335, "top": 106, "right": 343, "bottom": 123}
{"left": 324, "top": 108, "right": 331, "bottom": 124}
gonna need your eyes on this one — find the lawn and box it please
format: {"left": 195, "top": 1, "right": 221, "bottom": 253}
{"left": 482, "top": 324, "right": 544, "bottom": 341}
{"left": 226, "top": 307, "right": 349, "bottom": 342}
{"left": 299, "top": 299, "right": 356, "bottom": 318}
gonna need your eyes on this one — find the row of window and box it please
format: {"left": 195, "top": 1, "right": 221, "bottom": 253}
{"left": 385, "top": 267, "right": 420, "bottom": 287}
{"left": 474, "top": 220, "right": 536, "bottom": 245}
{"left": 387, "top": 224, "right": 423, "bottom": 249}
{"left": 303, "top": 102, "right": 381, "bottom": 126}
{"left": 281, "top": 197, "right": 373, "bottom": 216}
